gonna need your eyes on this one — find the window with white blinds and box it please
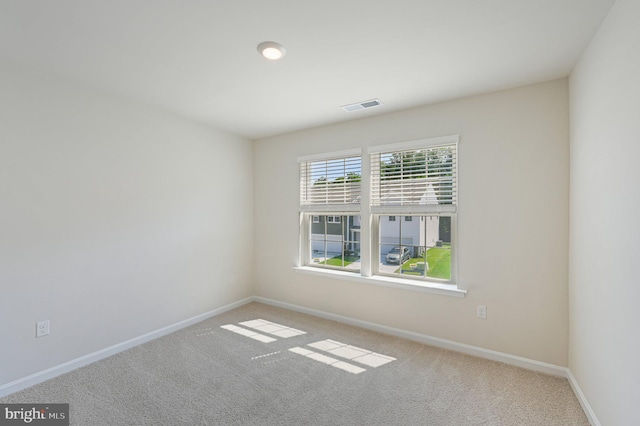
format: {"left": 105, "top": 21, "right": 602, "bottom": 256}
{"left": 370, "top": 139, "right": 457, "bottom": 214}
{"left": 299, "top": 150, "right": 362, "bottom": 212}
{"left": 297, "top": 137, "right": 461, "bottom": 292}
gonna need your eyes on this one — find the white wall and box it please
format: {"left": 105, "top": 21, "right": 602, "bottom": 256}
{"left": 569, "top": 0, "right": 640, "bottom": 424}
{"left": 0, "top": 62, "right": 254, "bottom": 386}
{"left": 254, "top": 79, "right": 570, "bottom": 366}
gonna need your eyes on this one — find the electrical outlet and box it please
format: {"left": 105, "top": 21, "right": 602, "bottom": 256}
{"left": 36, "top": 320, "right": 50, "bottom": 337}
{"left": 477, "top": 305, "right": 487, "bottom": 320}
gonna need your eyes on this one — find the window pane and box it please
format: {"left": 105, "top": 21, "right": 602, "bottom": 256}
{"left": 300, "top": 156, "right": 362, "bottom": 210}
{"left": 309, "top": 215, "right": 360, "bottom": 271}
{"left": 370, "top": 142, "right": 457, "bottom": 213}
{"left": 378, "top": 215, "right": 451, "bottom": 280}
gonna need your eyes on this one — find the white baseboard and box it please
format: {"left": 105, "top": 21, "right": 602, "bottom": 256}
{"left": 254, "top": 296, "right": 568, "bottom": 377}
{"left": 0, "top": 297, "right": 254, "bottom": 398}
{"left": 254, "top": 296, "right": 603, "bottom": 424}
{"left": 566, "top": 369, "right": 601, "bottom": 426}
{"left": 1, "top": 294, "right": 600, "bottom": 426}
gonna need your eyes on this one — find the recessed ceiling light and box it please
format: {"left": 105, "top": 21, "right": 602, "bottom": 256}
{"left": 257, "top": 41, "right": 286, "bottom": 60}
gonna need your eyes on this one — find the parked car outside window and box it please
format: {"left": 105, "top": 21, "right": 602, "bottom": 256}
{"left": 386, "top": 247, "right": 411, "bottom": 264}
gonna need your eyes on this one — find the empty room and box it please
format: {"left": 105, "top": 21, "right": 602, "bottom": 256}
{"left": 1, "top": 1, "right": 638, "bottom": 425}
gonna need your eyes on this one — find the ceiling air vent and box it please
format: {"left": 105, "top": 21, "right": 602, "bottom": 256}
{"left": 341, "top": 98, "right": 382, "bottom": 112}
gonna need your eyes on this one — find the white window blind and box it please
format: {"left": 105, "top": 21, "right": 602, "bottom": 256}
{"left": 299, "top": 154, "right": 362, "bottom": 212}
{"left": 370, "top": 142, "right": 457, "bottom": 214}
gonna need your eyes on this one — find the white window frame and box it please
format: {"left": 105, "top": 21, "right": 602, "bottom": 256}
{"left": 296, "top": 137, "right": 464, "bottom": 297}
{"left": 298, "top": 149, "right": 362, "bottom": 273}
{"left": 369, "top": 136, "right": 458, "bottom": 285}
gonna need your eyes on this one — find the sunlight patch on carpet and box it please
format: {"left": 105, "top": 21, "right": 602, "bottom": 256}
{"left": 220, "top": 321, "right": 394, "bottom": 374}
{"left": 308, "top": 339, "right": 396, "bottom": 367}
{"left": 289, "top": 347, "right": 366, "bottom": 374}
{"left": 239, "top": 319, "right": 306, "bottom": 338}
{"left": 220, "top": 324, "right": 277, "bottom": 343}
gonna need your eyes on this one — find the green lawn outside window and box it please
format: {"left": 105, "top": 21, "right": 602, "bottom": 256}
{"left": 398, "top": 244, "right": 451, "bottom": 280}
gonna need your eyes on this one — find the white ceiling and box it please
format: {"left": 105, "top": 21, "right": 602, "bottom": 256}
{"left": 0, "top": 0, "right": 614, "bottom": 140}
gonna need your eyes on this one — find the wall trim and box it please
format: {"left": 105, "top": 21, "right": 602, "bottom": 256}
{"left": 566, "top": 369, "right": 601, "bottom": 426}
{"left": 0, "top": 297, "right": 254, "bottom": 398}
{"left": 254, "top": 296, "right": 567, "bottom": 376}
{"left": 255, "top": 296, "right": 601, "bottom": 423}
{"left": 1, "top": 294, "right": 600, "bottom": 426}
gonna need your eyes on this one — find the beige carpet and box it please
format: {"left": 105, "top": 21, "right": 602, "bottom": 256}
{"left": 1, "top": 302, "right": 588, "bottom": 425}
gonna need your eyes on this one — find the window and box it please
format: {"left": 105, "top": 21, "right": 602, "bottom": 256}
{"left": 370, "top": 143, "right": 456, "bottom": 212}
{"left": 379, "top": 215, "right": 452, "bottom": 280}
{"left": 300, "top": 150, "right": 362, "bottom": 211}
{"left": 309, "top": 214, "right": 361, "bottom": 270}
{"left": 299, "top": 149, "right": 362, "bottom": 272}
{"left": 370, "top": 138, "right": 457, "bottom": 283}
{"left": 298, "top": 136, "right": 458, "bottom": 289}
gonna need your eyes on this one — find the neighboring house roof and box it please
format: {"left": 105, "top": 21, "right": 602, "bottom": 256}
{"left": 377, "top": 178, "right": 439, "bottom": 206}
{"left": 305, "top": 182, "right": 361, "bottom": 206}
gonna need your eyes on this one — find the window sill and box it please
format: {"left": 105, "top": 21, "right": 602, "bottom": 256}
{"left": 293, "top": 266, "right": 466, "bottom": 298}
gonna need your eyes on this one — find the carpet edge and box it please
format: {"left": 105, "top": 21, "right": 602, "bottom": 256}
{"left": 567, "top": 369, "right": 601, "bottom": 426}
{"left": 0, "top": 296, "right": 254, "bottom": 398}
{"left": 253, "top": 296, "right": 567, "bottom": 376}
{"left": 254, "top": 296, "right": 604, "bottom": 424}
